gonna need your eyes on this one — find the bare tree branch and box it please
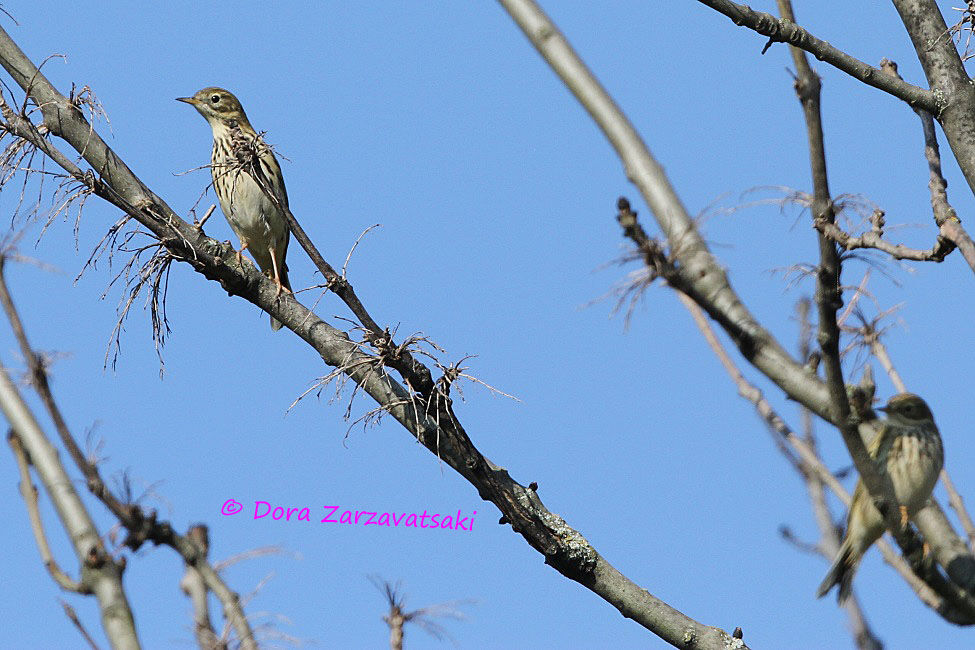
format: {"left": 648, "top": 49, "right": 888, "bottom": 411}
{"left": 0, "top": 255, "right": 257, "bottom": 649}
{"left": 8, "top": 431, "right": 84, "bottom": 593}
{"left": 60, "top": 600, "right": 102, "bottom": 650}
{"left": 0, "top": 22, "right": 744, "bottom": 648}
{"left": 696, "top": 0, "right": 936, "bottom": 111}
{"left": 500, "top": 0, "right": 835, "bottom": 428}
{"left": 677, "top": 293, "right": 841, "bottom": 497}
{"left": 0, "top": 353, "right": 138, "bottom": 648}
{"left": 700, "top": 0, "right": 975, "bottom": 198}
{"left": 892, "top": 0, "right": 975, "bottom": 196}
{"left": 370, "top": 576, "right": 472, "bottom": 650}
{"left": 775, "top": 0, "right": 906, "bottom": 556}
{"left": 179, "top": 525, "right": 228, "bottom": 650}
{"left": 881, "top": 58, "right": 975, "bottom": 274}
{"left": 816, "top": 208, "right": 955, "bottom": 263}
{"left": 791, "top": 301, "right": 883, "bottom": 650}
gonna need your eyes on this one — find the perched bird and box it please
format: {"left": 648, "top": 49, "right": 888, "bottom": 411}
{"left": 816, "top": 393, "right": 944, "bottom": 603}
{"left": 178, "top": 87, "right": 291, "bottom": 330}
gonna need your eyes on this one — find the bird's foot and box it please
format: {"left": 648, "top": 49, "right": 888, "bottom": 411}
{"left": 273, "top": 275, "right": 293, "bottom": 297}
{"left": 235, "top": 245, "right": 250, "bottom": 269}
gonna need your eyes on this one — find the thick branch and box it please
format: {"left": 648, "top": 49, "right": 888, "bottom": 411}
{"left": 892, "top": 0, "right": 975, "bottom": 196}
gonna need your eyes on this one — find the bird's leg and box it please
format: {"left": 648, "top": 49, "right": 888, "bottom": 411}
{"left": 268, "top": 246, "right": 291, "bottom": 297}
{"left": 899, "top": 505, "right": 910, "bottom": 529}
{"left": 236, "top": 241, "right": 249, "bottom": 267}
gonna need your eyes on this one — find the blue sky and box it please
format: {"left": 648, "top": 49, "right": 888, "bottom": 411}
{"left": 1, "top": 2, "right": 973, "bottom": 648}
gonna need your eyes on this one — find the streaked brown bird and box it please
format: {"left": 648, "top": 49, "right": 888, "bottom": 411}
{"left": 178, "top": 87, "right": 291, "bottom": 330}
{"left": 816, "top": 393, "right": 944, "bottom": 603}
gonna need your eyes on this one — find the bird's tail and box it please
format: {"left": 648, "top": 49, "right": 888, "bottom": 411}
{"left": 270, "top": 267, "right": 291, "bottom": 332}
{"left": 816, "top": 541, "right": 858, "bottom": 603}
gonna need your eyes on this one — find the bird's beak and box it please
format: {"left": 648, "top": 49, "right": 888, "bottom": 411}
{"left": 176, "top": 96, "right": 198, "bottom": 105}
{"left": 877, "top": 405, "right": 890, "bottom": 413}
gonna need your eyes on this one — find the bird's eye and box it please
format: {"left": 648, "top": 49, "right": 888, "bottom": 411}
{"left": 210, "top": 94, "right": 220, "bottom": 104}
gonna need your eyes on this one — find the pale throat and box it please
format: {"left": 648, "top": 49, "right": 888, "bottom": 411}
{"left": 208, "top": 119, "right": 234, "bottom": 140}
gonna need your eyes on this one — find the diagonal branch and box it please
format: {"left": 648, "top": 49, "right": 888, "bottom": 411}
{"left": 500, "top": 0, "right": 834, "bottom": 427}
{"left": 0, "top": 23, "right": 745, "bottom": 649}
{"left": 677, "top": 292, "right": 842, "bottom": 498}
{"left": 696, "top": 0, "right": 937, "bottom": 112}
{"left": 228, "top": 123, "right": 435, "bottom": 395}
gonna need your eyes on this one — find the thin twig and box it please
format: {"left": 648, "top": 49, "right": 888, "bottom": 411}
{"left": 8, "top": 431, "right": 85, "bottom": 592}
{"left": 60, "top": 600, "right": 101, "bottom": 650}
{"left": 342, "top": 223, "right": 381, "bottom": 278}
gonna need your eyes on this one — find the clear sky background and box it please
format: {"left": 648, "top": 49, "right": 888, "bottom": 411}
{"left": 1, "top": 2, "right": 973, "bottom": 649}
